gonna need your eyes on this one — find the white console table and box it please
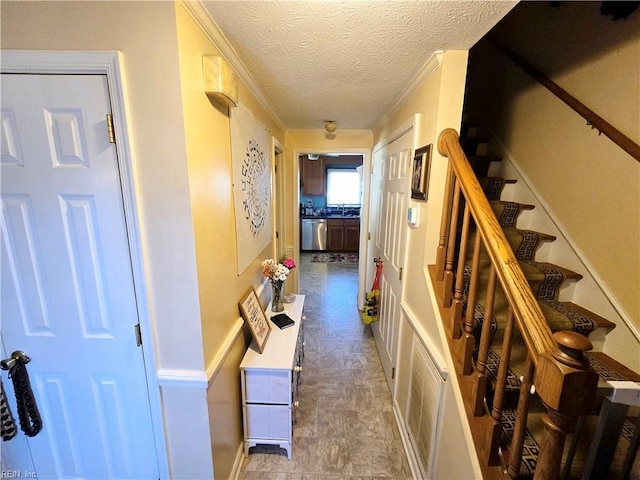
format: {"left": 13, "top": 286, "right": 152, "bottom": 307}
{"left": 240, "top": 294, "right": 305, "bottom": 459}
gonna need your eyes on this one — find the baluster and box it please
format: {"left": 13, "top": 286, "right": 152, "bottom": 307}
{"left": 442, "top": 179, "right": 461, "bottom": 307}
{"left": 491, "top": 307, "right": 515, "bottom": 421}
{"left": 508, "top": 354, "right": 535, "bottom": 479}
{"left": 460, "top": 225, "right": 481, "bottom": 372}
{"left": 485, "top": 307, "right": 515, "bottom": 466}
{"left": 534, "top": 331, "right": 598, "bottom": 480}
{"left": 471, "top": 262, "right": 495, "bottom": 416}
{"left": 451, "top": 204, "right": 471, "bottom": 340}
{"left": 435, "top": 164, "right": 454, "bottom": 280}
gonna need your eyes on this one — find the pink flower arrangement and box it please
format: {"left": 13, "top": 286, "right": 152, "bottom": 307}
{"left": 262, "top": 254, "right": 296, "bottom": 284}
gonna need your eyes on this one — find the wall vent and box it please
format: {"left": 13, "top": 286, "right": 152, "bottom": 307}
{"left": 405, "top": 335, "right": 446, "bottom": 478}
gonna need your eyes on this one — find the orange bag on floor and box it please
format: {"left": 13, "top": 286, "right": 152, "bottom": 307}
{"left": 361, "top": 259, "right": 383, "bottom": 324}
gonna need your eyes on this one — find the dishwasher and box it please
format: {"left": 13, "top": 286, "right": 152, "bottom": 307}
{"left": 301, "top": 218, "right": 327, "bottom": 251}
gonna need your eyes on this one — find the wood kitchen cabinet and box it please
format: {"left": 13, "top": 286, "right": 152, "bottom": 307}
{"left": 326, "top": 219, "right": 344, "bottom": 251}
{"left": 343, "top": 219, "right": 360, "bottom": 251}
{"left": 300, "top": 156, "right": 324, "bottom": 195}
{"left": 327, "top": 218, "right": 360, "bottom": 252}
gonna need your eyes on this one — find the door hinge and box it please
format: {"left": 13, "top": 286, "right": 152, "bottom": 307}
{"left": 367, "top": 232, "right": 371, "bottom": 241}
{"left": 106, "top": 114, "right": 116, "bottom": 144}
{"left": 276, "top": 230, "right": 279, "bottom": 239}
{"left": 392, "top": 367, "right": 395, "bottom": 379}
{"left": 134, "top": 324, "right": 142, "bottom": 347}
{"left": 399, "top": 267, "right": 403, "bottom": 281}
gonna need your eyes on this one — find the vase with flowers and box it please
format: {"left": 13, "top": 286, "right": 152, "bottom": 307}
{"left": 262, "top": 254, "right": 296, "bottom": 312}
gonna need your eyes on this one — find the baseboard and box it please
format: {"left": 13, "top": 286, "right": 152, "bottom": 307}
{"left": 228, "top": 442, "right": 245, "bottom": 480}
{"left": 393, "top": 398, "right": 421, "bottom": 480}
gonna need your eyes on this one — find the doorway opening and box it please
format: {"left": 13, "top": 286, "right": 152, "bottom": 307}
{"left": 296, "top": 151, "right": 370, "bottom": 309}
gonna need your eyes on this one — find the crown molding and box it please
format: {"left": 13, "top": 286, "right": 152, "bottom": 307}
{"left": 374, "top": 51, "right": 444, "bottom": 132}
{"left": 180, "top": 1, "right": 287, "bottom": 133}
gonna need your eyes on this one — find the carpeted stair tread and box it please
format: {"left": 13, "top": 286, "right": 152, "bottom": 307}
{"left": 519, "top": 260, "right": 583, "bottom": 301}
{"left": 587, "top": 352, "right": 640, "bottom": 382}
{"left": 503, "top": 227, "right": 556, "bottom": 261}
{"left": 489, "top": 200, "right": 535, "bottom": 227}
{"left": 539, "top": 300, "right": 616, "bottom": 334}
{"left": 478, "top": 177, "right": 517, "bottom": 200}
{"left": 463, "top": 273, "right": 601, "bottom": 345}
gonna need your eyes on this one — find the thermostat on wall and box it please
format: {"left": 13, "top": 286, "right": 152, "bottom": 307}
{"left": 407, "top": 204, "right": 420, "bottom": 228}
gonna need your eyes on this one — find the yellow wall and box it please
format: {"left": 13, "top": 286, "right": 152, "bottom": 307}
{"left": 175, "top": 5, "right": 285, "bottom": 478}
{"left": 372, "top": 51, "right": 469, "bottom": 363}
{"left": 372, "top": 50, "right": 478, "bottom": 479}
{"left": 175, "top": 3, "right": 284, "bottom": 370}
{"left": 467, "top": 2, "right": 640, "bottom": 331}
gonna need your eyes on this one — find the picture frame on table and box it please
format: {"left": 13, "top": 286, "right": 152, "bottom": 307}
{"left": 411, "top": 144, "right": 432, "bottom": 201}
{"left": 239, "top": 287, "right": 271, "bottom": 353}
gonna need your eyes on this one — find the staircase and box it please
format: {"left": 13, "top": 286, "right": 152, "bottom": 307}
{"left": 432, "top": 127, "right": 640, "bottom": 479}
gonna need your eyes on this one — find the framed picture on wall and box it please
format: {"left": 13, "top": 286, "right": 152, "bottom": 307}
{"left": 239, "top": 287, "right": 271, "bottom": 353}
{"left": 411, "top": 144, "right": 432, "bottom": 201}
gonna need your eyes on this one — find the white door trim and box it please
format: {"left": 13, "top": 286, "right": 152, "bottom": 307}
{"left": 1, "top": 50, "right": 169, "bottom": 478}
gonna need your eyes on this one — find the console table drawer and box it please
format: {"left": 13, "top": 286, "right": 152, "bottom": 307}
{"left": 244, "top": 370, "right": 290, "bottom": 404}
{"left": 245, "top": 404, "right": 291, "bottom": 440}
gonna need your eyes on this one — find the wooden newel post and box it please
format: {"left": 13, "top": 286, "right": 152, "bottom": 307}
{"left": 533, "top": 331, "right": 599, "bottom": 480}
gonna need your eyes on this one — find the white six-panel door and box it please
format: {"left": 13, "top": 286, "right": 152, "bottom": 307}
{"left": 1, "top": 74, "right": 159, "bottom": 479}
{"left": 370, "top": 129, "right": 413, "bottom": 392}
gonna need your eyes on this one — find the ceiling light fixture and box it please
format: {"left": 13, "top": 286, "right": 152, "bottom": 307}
{"left": 324, "top": 121, "right": 336, "bottom": 133}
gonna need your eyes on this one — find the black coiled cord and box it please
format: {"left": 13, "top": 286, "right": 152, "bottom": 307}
{"left": 8, "top": 360, "right": 42, "bottom": 437}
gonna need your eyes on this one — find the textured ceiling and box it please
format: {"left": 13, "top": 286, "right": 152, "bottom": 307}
{"left": 201, "top": 1, "right": 516, "bottom": 130}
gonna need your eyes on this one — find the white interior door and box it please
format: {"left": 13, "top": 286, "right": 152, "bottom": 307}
{"left": 1, "top": 74, "right": 159, "bottom": 479}
{"left": 370, "top": 130, "right": 413, "bottom": 392}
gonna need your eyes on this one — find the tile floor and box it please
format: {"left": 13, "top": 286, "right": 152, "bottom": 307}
{"left": 239, "top": 253, "right": 413, "bottom": 480}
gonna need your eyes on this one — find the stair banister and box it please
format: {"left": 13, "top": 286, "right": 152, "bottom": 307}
{"left": 437, "top": 128, "right": 600, "bottom": 479}
{"left": 437, "top": 128, "right": 555, "bottom": 363}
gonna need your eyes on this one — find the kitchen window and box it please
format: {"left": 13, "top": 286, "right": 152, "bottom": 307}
{"left": 326, "top": 168, "right": 361, "bottom": 206}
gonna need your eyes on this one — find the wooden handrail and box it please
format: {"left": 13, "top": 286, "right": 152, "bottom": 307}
{"left": 492, "top": 40, "right": 640, "bottom": 163}
{"left": 438, "top": 128, "right": 556, "bottom": 365}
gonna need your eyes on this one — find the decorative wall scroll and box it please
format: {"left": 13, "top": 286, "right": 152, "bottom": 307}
{"left": 239, "top": 288, "right": 270, "bottom": 353}
{"left": 411, "top": 144, "right": 432, "bottom": 201}
{"left": 231, "top": 102, "right": 272, "bottom": 275}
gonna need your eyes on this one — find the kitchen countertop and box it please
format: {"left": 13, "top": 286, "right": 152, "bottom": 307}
{"left": 300, "top": 215, "right": 360, "bottom": 220}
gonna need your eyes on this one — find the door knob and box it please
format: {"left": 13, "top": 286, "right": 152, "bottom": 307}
{"left": 0, "top": 350, "right": 30, "bottom": 371}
